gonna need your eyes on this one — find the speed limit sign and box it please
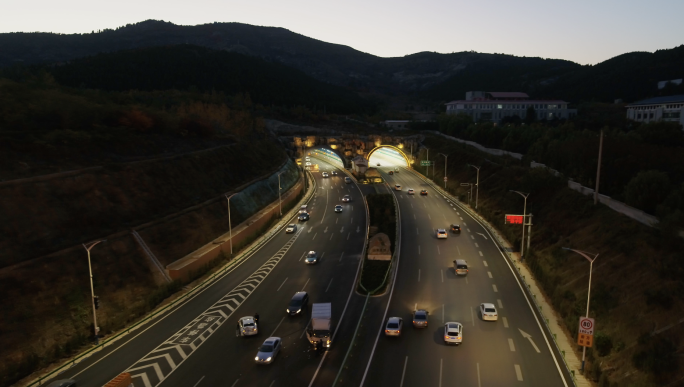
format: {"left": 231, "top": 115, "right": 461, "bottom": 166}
{"left": 579, "top": 317, "right": 595, "bottom": 335}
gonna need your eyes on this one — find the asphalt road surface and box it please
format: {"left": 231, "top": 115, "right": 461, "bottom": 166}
{"left": 361, "top": 152, "right": 571, "bottom": 387}
{"left": 50, "top": 159, "right": 368, "bottom": 387}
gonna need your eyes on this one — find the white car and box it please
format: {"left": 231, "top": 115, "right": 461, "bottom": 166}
{"left": 255, "top": 337, "right": 281, "bottom": 364}
{"left": 322, "top": 172, "right": 329, "bottom": 178}
{"left": 480, "top": 303, "right": 498, "bottom": 321}
{"left": 238, "top": 316, "right": 258, "bottom": 336}
{"left": 444, "top": 322, "right": 463, "bottom": 345}
{"left": 334, "top": 205, "right": 343, "bottom": 213}
{"left": 305, "top": 162, "right": 311, "bottom": 166}
{"left": 437, "top": 229, "right": 448, "bottom": 239}
{"left": 407, "top": 188, "right": 414, "bottom": 195}
{"left": 285, "top": 224, "right": 297, "bottom": 233}
{"left": 394, "top": 185, "right": 401, "bottom": 191}
{"left": 385, "top": 317, "right": 403, "bottom": 336}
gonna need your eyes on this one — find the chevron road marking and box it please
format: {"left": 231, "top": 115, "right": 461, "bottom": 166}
{"left": 124, "top": 229, "right": 303, "bottom": 387}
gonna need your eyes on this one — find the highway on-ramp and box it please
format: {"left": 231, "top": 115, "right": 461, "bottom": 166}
{"left": 361, "top": 152, "right": 571, "bottom": 387}
{"left": 49, "top": 159, "right": 367, "bottom": 387}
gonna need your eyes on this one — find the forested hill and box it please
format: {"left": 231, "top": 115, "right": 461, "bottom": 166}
{"left": 48, "top": 44, "right": 373, "bottom": 114}
{"left": 422, "top": 45, "right": 684, "bottom": 104}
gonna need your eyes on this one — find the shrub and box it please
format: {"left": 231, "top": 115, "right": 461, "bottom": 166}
{"left": 632, "top": 336, "right": 678, "bottom": 377}
{"left": 644, "top": 289, "right": 674, "bottom": 310}
{"left": 594, "top": 332, "right": 613, "bottom": 356}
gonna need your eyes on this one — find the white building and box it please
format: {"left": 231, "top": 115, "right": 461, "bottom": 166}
{"left": 351, "top": 155, "right": 368, "bottom": 174}
{"left": 445, "top": 91, "right": 577, "bottom": 123}
{"left": 626, "top": 94, "right": 684, "bottom": 127}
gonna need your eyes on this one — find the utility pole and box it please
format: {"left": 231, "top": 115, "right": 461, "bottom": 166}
{"left": 439, "top": 153, "right": 450, "bottom": 189}
{"left": 594, "top": 130, "right": 604, "bottom": 205}
{"left": 225, "top": 193, "right": 237, "bottom": 255}
{"left": 425, "top": 148, "right": 429, "bottom": 176}
{"left": 509, "top": 190, "right": 530, "bottom": 261}
{"left": 277, "top": 172, "right": 283, "bottom": 216}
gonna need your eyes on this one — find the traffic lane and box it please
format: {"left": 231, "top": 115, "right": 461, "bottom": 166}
{"left": 401, "top": 169, "right": 568, "bottom": 385}
{"left": 158, "top": 171, "right": 366, "bottom": 386}
{"left": 63, "top": 211, "right": 315, "bottom": 387}
{"left": 369, "top": 170, "right": 565, "bottom": 387}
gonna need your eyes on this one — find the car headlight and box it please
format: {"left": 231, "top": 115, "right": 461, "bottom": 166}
{"left": 266, "top": 357, "right": 272, "bottom": 362}
{"left": 287, "top": 309, "right": 290, "bottom": 313}
{"left": 297, "top": 309, "right": 301, "bottom": 313}
{"left": 255, "top": 356, "right": 259, "bottom": 361}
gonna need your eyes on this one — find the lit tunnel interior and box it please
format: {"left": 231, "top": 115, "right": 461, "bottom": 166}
{"left": 367, "top": 147, "right": 409, "bottom": 168}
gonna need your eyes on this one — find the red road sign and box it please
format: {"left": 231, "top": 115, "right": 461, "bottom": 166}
{"left": 505, "top": 215, "right": 524, "bottom": 224}
{"left": 579, "top": 317, "right": 595, "bottom": 335}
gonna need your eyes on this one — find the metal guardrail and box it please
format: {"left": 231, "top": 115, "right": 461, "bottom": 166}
{"left": 404, "top": 167, "right": 578, "bottom": 387}
{"left": 25, "top": 170, "right": 318, "bottom": 387}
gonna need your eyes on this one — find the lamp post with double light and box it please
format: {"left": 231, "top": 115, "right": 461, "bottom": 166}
{"left": 468, "top": 164, "right": 480, "bottom": 209}
{"left": 439, "top": 153, "right": 450, "bottom": 190}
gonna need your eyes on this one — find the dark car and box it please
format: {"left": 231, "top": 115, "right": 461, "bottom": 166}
{"left": 413, "top": 309, "right": 428, "bottom": 328}
{"left": 388, "top": 171, "right": 394, "bottom": 175}
{"left": 332, "top": 171, "right": 338, "bottom": 176}
{"left": 420, "top": 190, "right": 428, "bottom": 195}
{"left": 298, "top": 212, "right": 310, "bottom": 221}
{"left": 450, "top": 224, "right": 461, "bottom": 233}
{"left": 287, "top": 291, "right": 309, "bottom": 316}
{"left": 342, "top": 195, "right": 351, "bottom": 202}
{"left": 46, "top": 381, "right": 77, "bottom": 387}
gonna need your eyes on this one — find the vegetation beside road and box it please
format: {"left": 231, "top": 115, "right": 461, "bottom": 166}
{"left": 415, "top": 135, "right": 684, "bottom": 386}
{"left": 358, "top": 193, "right": 396, "bottom": 295}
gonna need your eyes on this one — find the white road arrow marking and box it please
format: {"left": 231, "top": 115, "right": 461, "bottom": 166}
{"left": 518, "top": 329, "right": 541, "bottom": 353}
{"left": 477, "top": 232, "right": 488, "bottom": 240}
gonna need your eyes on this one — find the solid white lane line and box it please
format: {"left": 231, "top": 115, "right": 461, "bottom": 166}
{"left": 509, "top": 338, "right": 516, "bottom": 352}
{"left": 493, "top": 284, "right": 498, "bottom": 292}
{"left": 302, "top": 278, "right": 310, "bottom": 290}
{"left": 441, "top": 269, "right": 444, "bottom": 283}
{"left": 320, "top": 188, "right": 328, "bottom": 224}
{"left": 270, "top": 316, "right": 286, "bottom": 337}
{"left": 277, "top": 278, "right": 288, "bottom": 291}
{"left": 475, "top": 243, "right": 479, "bottom": 248}
{"left": 418, "top": 269, "right": 421, "bottom": 282}
{"left": 326, "top": 278, "right": 334, "bottom": 292}
{"left": 193, "top": 376, "right": 205, "bottom": 387}
{"left": 339, "top": 251, "right": 345, "bottom": 262}
{"left": 498, "top": 299, "right": 503, "bottom": 308}
{"left": 503, "top": 317, "right": 509, "bottom": 328}
{"left": 299, "top": 252, "right": 307, "bottom": 261}
{"left": 471, "top": 307, "right": 475, "bottom": 326}
{"left": 400, "top": 357, "right": 408, "bottom": 387}
{"left": 477, "top": 363, "right": 481, "bottom": 387}
{"left": 488, "top": 272, "right": 493, "bottom": 278}
{"left": 483, "top": 261, "right": 488, "bottom": 267}
{"left": 479, "top": 251, "right": 483, "bottom": 256}
{"left": 439, "top": 358, "right": 443, "bottom": 387}
{"left": 515, "top": 365, "right": 523, "bottom": 381}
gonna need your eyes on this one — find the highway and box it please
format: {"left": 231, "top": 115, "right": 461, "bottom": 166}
{"left": 360, "top": 151, "right": 571, "bottom": 387}
{"left": 48, "top": 158, "right": 368, "bottom": 387}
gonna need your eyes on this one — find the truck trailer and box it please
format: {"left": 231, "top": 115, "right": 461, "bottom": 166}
{"left": 306, "top": 303, "right": 332, "bottom": 348}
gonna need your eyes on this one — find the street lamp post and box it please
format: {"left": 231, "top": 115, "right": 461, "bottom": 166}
{"left": 83, "top": 240, "right": 106, "bottom": 345}
{"left": 460, "top": 183, "right": 473, "bottom": 206}
{"left": 425, "top": 148, "right": 429, "bottom": 177}
{"left": 225, "top": 193, "right": 237, "bottom": 255}
{"left": 562, "top": 247, "right": 599, "bottom": 374}
{"left": 277, "top": 172, "right": 283, "bottom": 216}
{"left": 439, "top": 153, "right": 450, "bottom": 189}
{"left": 509, "top": 190, "right": 530, "bottom": 260}
{"left": 468, "top": 164, "right": 481, "bottom": 209}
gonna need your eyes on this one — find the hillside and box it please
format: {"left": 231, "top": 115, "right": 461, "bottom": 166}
{"left": 2, "top": 20, "right": 683, "bottom": 102}
{"left": 48, "top": 45, "right": 372, "bottom": 114}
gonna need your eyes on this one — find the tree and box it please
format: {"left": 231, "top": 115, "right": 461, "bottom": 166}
{"left": 525, "top": 106, "right": 536, "bottom": 125}
{"left": 624, "top": 170, "right": 671, "bottom": 214}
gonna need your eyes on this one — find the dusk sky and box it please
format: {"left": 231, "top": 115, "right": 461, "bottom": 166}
{"left": 3, "top": 0, "right": 683, "bottom": 65}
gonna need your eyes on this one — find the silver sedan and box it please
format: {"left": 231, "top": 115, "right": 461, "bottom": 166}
{"left": 444, "top": 322, "right": 463, "bottom": 345}
{"left": 255, "top": 337, "right": 282, "bottom": 364}
{"left": 385, "top": 317, "right": 403, "bottom": 336}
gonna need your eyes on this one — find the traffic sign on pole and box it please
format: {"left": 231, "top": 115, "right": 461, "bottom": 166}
{"left": 443, "top": 177, "right": 448, "bottom": 182}
{"left": 420, "top": 160, "right": 433, "bottom": 166}
{"left": 460, "top": 183, "right": 470, "bottom": 187}
{"left": 505, "top": 214, "right": 524, "bottom": 224}
{"left": 577, "top": 316, "right": 595, "bottom": 347}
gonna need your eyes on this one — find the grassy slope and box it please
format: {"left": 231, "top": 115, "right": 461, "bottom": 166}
{"left": 418, "top": 135, "right": 684, "bottom": 386}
